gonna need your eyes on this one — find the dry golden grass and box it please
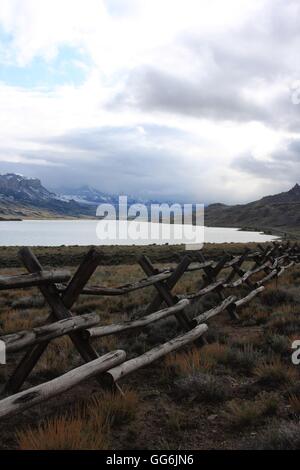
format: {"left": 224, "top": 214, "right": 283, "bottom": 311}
{"left": 164, "top": 344, "right": 228, "bottom": 376}
{"left": 0, "top": 307, "right": 44, "bottom": 334}
{"left": 16, "top": 388, "right": 139, "bottom": 450}
{"left": 201, "top": 343, "right": 230, "bottom": 364}
{"left": 254, "top": 358, "right": 298, "bottom": 386}
{"left": 87, "top": 388, "right": 139, "bottom": 427}
{"left": 92, "top": 334, "right": 119, "bottom": 352}
{"left": 17, "top": 412, "right": 109, "bottom": 450}
{"left": 165, "top": 348, "right": 204, "bottom": 376}
{"left": 34, "top": 336, "right": 76, "bottom": 374}
{"left": 1, "top": 313, "right": 32, "bottom": 334}
{"left": 288, "top": 394, "right": 300, "bottom": 414}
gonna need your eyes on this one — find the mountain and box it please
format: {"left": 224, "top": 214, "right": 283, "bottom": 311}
{"left": 57, "top": 185, "right": 141, "bottom": 206}
{"left": 0, "top": 173, "right": 94, "bottom": 219}
{"left": 205, "top": 184, "right": 300, "bottom": 235}
{"left": 0, "top": 174, "right": 154, "bottom": 220}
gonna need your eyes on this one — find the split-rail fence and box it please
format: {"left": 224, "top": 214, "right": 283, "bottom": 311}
{"left": 0, "top": 241, "right": 299, "bottom": 419}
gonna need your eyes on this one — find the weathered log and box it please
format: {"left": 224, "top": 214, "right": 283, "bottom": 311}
{"left": 4, "top": 247, "right": 101, "bottom": 395}
{"left": 277, "top": 261, "right": 294, "bottom": 277}
{"left": 192, "top": 296, "right": 237, "bottom": 326}
{"left": 87, "top": 299, "right": 189, "bottom": 339}
{"left": 77, "top": 270, "right": 174, "bottom": 296}
{"left": 255, "top": 269, "right": 277, "bottom": 287}
{"left": 145, "top": 256, "right": 191, "bottom": 314}
{"left": 139, "top": 255, "right": 191, "bottom": 329}
{"left": 234, "top": 286, "right": 265, "bottom": 308}
{"left": 224, "top": 249, "right": 250, "bottom": 284}
{"left": 227, "top": 263, "right": 270, "bottom": 288}
{"left": 1, "top": 313, "right": 101, "bottom": 353}
{"left": 104, "top": 324, "right": 208, "bottom": 383}
{"left": 0, "top": 350, "right": 126, "bottom": 419}
{"left": 185, "top": 260, "right": 214, "bottom": 272}
{"left": 184, "top": 279, "right": 225, "bottom": 300}
{"left": 0, "top": 270, "right": 71, "bottom": 290}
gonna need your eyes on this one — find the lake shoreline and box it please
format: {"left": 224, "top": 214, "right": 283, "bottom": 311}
{"left": 0, "top": 242, "right": 269, "bottom": 268}
{"left": 0, "top": 219, "right": 279, "bottom": 247}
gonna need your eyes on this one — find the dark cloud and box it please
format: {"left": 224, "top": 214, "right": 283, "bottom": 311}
{"left": 233, "top": 138, "right": 300, "bottom": 183}
{"left": 109, "top": 0, "right": 300, "bottom": 130}
{"left": 110, "top": 65, "right": 270, "bottom": 123}
{"left": 2, "top": 125, "right": 210, "bottom": 202}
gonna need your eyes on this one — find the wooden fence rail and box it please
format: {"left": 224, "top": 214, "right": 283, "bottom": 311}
{"left": 0, "top": 241, "right": 298, "bottom": 420}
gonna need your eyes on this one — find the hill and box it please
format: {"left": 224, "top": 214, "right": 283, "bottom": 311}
{"left": 205, "top": 184, "right": 300, "bottom": 236}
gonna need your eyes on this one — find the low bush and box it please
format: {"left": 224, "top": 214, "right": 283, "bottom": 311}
{"left": 223, "top": 393, "right": 279, "bottom": 429}
{"left": 174, "top": 372, "right": 231, "bottom": 403}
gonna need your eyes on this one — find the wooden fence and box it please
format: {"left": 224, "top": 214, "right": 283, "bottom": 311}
{"left": 0, "top": 241, "right": 299, "bottom": 420}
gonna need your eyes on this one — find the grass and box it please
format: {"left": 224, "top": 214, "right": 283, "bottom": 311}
{"left": 224, "top": 393, "right": 279, "bottom": 429}
{"left": 17, "top": 412, "right": 109, "bottom": 450}
{"left": 288, "top": 394, "right": 300, "bottom": 414}
{"left": 34, "top": 336, "right": 78, "bottom": 376}
{"left": 16, "top": 388, "right": 138, "bottom": 450}
{"left": 1, "top": 244, "right": 300, "bottom": 450}
{"left": 165, "top": 343, "right": 231, "bottom": 377}
{"left": 254, "top": 357, "right": 298, "bottom": 386}
{"left": 221, "top": 343, "right": 261, "bottom": 374}
{"left": 265, "top": 334, "right": 290, "bottom": 355}
{"left": 87, "top": 389, "right": 139, "bottom": 427}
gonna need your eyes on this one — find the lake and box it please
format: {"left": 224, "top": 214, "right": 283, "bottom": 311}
{"left": 0, "top": 219, "right": 279, "bottom": 246}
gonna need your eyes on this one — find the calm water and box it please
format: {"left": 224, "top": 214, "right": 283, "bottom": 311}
{"left": 0, "top": 219, "right": 279, "bottom": 246}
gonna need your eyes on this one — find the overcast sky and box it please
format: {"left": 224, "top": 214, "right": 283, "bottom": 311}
{"left": 0, "top": 0, "right": 300, "bottom": 203}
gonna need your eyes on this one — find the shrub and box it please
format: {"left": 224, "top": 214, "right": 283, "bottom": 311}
{"left": 174, "top": 372, "right": 231, "bottom": 403}
{"left": 265, "top": 334, "right": 290, "bottom": 355}
{"left": 223, "top": 393, "right": 279, "bottom": 429}
{"left": 268, "top": 307, "right": 300, "bottom": 335}
{"left": 252, "top": 422, "right": 300, "bottom": 450}
{"left": 222, "top": 344, "right": 261, "bottom": 374}
{"left": 254, "top": 358, "right": 297, "bottom": 386}
{"left": 166, "top": 409, "right": 187, "bottom": 432}
{"left": 260, "top": 288, "right": 294, "bottom": 307}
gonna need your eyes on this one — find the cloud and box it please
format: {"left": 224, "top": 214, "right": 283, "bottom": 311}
{"left": 0, "top": 0, "right": 300, "bottom": 203}
{"left": 110, "top": 0, "right": 300, "bottom": 130}
{"left": 233, "top": 138, "right": 300, "bottom": 185}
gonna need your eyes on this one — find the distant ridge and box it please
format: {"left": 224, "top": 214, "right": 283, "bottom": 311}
{"left": 0, "top": 173, "right": 153, "bottom": 220}
{"left": 205, "top": 184, "right": 300, "bottom": 235}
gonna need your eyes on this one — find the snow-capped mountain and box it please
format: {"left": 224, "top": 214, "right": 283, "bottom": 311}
{"left": 56, "top": 185, "right": 120, "bottom": 205}
{"left": 0, "top": 174, "right": 155, "bottom": 219}
{"left": 0, "top": 173, "right": 93, "bottom": 218}
{"left": 0, "top": 173, "right": 55, "bottom": 202}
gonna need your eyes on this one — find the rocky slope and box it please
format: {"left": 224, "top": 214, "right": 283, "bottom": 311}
{"left": 0, "top": 173, "right": 93, "bottom": 219}
{"left": 205, "top": 184, "right": 300, "bottom": 233}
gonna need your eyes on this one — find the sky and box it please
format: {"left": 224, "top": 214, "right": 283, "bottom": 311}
{"left": 0, "top": 0, "right": 300, "bottom": 203}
